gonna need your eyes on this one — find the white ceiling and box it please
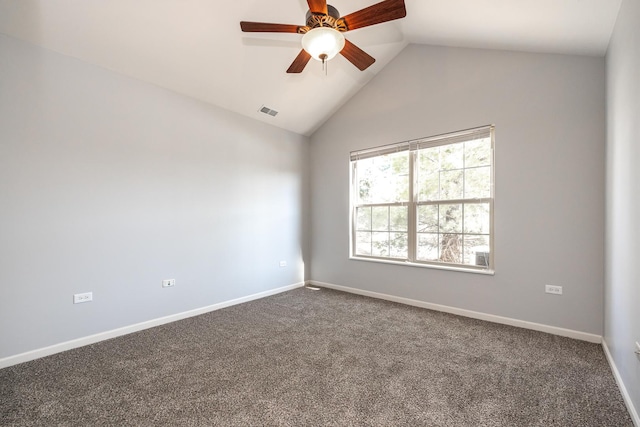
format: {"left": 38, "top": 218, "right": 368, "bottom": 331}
{"left": 0, "top": 0, "right": 622, "bottom": 136}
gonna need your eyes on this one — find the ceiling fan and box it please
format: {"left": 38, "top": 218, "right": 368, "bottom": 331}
{"left": 240, "top": 0, "right": 407, "bottom": 73}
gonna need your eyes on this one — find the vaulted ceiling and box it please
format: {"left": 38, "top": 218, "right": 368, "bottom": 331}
{"left": 0, "top": 0, "right": 622, "bottom": 135}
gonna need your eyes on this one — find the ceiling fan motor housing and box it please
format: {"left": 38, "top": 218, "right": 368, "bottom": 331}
{"left": 304, "top": 5, "right": 346, "bottom": 32}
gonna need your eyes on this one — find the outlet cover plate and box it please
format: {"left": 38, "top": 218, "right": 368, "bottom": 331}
{"left": 279, "top": 261, "right": 287, "bottom": 267}
{"left": 73, "top": 292, "right": 93, "bottom": 304}
{"left": 545, "top": 285, "right": 563, "bottom": 295}
{"left": 162, "top": 279, "right": 175, "bottom": 288}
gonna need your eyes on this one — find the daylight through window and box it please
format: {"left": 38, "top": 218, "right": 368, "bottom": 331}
{"left": 350, "top": 126, "right": 494, "bottom": 271}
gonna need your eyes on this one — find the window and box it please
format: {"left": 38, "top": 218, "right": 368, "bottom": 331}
{"left": 350, "top": 126, "right": 494, "bottom": 272}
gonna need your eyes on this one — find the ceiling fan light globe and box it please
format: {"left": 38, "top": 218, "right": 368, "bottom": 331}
{"left": 301, "top": 27, "right": 345, "bottom": 62}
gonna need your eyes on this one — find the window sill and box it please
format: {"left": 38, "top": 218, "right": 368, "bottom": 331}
{"left": 349, "top": 256, "right": 495, "bottom": 276}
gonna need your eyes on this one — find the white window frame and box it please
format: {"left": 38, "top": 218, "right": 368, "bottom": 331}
{"left": 350, "top": 125, "right": 495, "bottom": 274}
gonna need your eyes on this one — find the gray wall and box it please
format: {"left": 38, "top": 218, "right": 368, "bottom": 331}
{"left": 605, "top": 0, "right": 640, "bottom": 415}
{"left": 310, "top": 44, "right": 606, "bottom": 335}
{"left": 0, "top": 34, "right": 310, "bottom": 359}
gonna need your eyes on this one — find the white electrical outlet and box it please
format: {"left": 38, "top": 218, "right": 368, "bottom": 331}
{"left": 162, "top": 279, "right": 176, "bottom": 288}
{"left": 545, "top": 285, "right": 563, "bottom": 295}
{"left": 279, "top": 261, "right": 287, "bottom": 267}
{"left": 73, "top": 292, "right": 93, "bottom": 304}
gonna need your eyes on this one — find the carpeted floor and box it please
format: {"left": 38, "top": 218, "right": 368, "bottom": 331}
{"left": 0, "top": 287, "right": 633, "bottom": 426}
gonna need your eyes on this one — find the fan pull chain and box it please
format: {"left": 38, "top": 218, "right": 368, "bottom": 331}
{"left": 320, "top": 53, "right": 328, "bottom": 76}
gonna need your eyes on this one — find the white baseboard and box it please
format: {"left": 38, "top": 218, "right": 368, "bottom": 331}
{"left": 0, "top": 282, "right": 305, "bottom": 369}
{"left": 308, "top": 280, "right": 602, "bottom": 344}
{"left": 602, "top": 340, "right": 640, "bottom": 426}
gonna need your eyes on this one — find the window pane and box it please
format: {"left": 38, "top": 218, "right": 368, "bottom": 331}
{"left": 390, "top": 206, "right": 408, "bottom": 232}
{"left": 417, "top": 149, "right": 440, "bottom": 201}
{"left": 439, "top": 204, "right": 462, "bottom": 233}
{"left": 465, "top": 137, "right": 491, "bottom": 168}
{"left": 390, "top": 233, "right": 408, "bottom": 258}
{"left": 356, "top": 152, "right": 409, "bottom": 204}
{"left": 372, "top": 232, "right": 389, "bottom": 257}
{"left": 417, "top": 233, "right": 439, "bottom": 261}
{"left": 355, "top": 232, "right": 372, "bottom": 256}
{"left": 372, "top": 206, "right": 389, "bottom": 231}
{"left": 464, "top": 203, "right": 490, "bottom": 234}
{"left": 440, "top": 143, "right": 464, "bottom": 170}
{"left": 463, "top": 235, "right": 490, "bottom": 267}
{"left": 440, "top": 169, "right": 464, "bottom": 200}
{"left": 356, "top": 207, "right": 372, "bottom": 231}
{"left": 464, "top": 166, "right": 491, "bottom": 199}
{"left": 440, "top": 233, "right": 463, "bottom": 264}
{"left": 417, "top": 205, "right": 438, "bottom": 233}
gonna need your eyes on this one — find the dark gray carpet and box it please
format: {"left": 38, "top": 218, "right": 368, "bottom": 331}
{"left": 0, "top": 287, "right": 632, "bottom": 426}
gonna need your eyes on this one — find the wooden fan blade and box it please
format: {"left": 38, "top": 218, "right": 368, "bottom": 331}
{"left": 307, "top": 0, "right": 328, "bottom": 15}
{"left": 339, "top": 0, "right": 406, "bottom": 31}
{"left": 287, "top": 50, "right": 312, "bottom": 73}
{"left": 340, "top": 39, "right": 376, "bottom": 71}
{"left": 240, "top": 21, "right": 301, "bottom": 33}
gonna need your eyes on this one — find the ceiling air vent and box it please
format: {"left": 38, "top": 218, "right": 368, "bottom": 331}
{"left": 259, "top": 105, "right": 278, "bottom": 117}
